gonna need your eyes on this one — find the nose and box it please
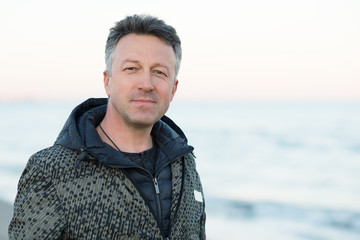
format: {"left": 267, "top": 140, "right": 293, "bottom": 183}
{"left": 138, "top": 70, "right": 154, "bottom": 91}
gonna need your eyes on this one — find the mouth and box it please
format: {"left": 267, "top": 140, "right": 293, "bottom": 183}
{"left": 132, "top": 99, "right": 156, "bottom": 105}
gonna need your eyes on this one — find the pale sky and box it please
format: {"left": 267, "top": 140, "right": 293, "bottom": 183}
{"left": 0, "top": 0, "right": 359, "bottom": 101}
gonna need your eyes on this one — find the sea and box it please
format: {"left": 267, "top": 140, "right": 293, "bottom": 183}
{"left": 1, "top": 100, "right": 359, "bottom": 240}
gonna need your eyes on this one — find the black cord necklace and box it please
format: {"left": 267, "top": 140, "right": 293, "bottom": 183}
{"left": 99, "top": 124, "right": 122, "bottom": 152}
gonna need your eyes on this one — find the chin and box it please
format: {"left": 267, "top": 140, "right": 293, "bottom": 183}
{"left": 128, "top": 115, "right": 161, "bottom": 128}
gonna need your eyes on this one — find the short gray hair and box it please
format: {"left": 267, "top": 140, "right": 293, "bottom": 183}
{"left": 105, "top": 14, "right": 182, "bottom": 79}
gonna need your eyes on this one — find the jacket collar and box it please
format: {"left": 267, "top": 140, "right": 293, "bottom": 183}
{"left": 55, "top": 98, "right": 193, "bottom": 167}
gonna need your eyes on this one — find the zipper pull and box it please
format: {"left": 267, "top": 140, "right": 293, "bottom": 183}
{"left": 153, "top": 178, "right": 160, "bottom": 194}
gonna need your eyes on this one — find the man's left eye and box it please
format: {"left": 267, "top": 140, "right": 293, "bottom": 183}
{"left": 155, "top": 70, "right": 165, "bottom": 76}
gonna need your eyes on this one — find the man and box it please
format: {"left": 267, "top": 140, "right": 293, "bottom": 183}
{"left": 9, "top": 14, "right": 206, "bottom": 239}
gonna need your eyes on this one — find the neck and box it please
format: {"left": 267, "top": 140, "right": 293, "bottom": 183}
{"left": 97, "top": 112, "right": 154, "bottom": 153}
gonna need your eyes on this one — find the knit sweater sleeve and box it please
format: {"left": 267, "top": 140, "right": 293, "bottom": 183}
{"left": 8, "top": 155, "right": 66, "bottom": 240}
{"left": 200, "top": 206, "right": 206, "bottom": 240}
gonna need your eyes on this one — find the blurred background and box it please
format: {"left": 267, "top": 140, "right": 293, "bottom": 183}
{"left": 0, "top": 0, "right": 359, "bottom": 239}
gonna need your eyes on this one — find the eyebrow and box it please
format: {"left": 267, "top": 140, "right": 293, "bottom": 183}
{"left": 153, "top": 63, "right": 170, "bottom": 72}
{"left": 122, "top": 59, "right": 170, "bottom": 71}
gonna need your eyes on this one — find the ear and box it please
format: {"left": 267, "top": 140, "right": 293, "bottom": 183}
{"left": 103, "top": 71, "right": 110, "bottom": 97}
{"left": 170, "top": 79, "right": 179, "bottom": 102}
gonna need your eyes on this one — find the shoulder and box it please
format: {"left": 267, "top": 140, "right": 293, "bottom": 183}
{"left": 175, "top": 152, "right": 203, "bottom": 193}
{"left": 25, "top": 144, "right": 79, "bottom": 180}
{"left": 31, "top": 144, "right": 77, "bottom": 165}
{"left": 183, "top": 152, "right": 198, "bottom": 170}
{"left": 184, "top": 152, "right": 196, "bottom": 162}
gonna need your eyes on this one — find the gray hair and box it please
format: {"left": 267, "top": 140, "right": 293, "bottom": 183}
{"left": 105, "top": 14, "right": 182, "bottom": 79}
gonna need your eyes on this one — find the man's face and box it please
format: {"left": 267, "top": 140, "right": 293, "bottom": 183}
{"left": 104, "top": 33, "right": 178, "bottom": 129}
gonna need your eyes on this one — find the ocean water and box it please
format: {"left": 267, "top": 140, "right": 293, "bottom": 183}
{"left": 1, "top": 100, "right": 360, "bottom": 239}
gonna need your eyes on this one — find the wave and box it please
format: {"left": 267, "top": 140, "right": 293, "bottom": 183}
{"left": 206, "top": 196, "right": 360, "bottom": 234}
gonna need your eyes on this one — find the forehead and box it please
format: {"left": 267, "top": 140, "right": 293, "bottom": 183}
{"left": 113, "top": 34, "right": 176, "bottom": 64}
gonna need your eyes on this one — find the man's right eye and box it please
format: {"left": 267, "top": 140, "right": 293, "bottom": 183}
{"left": 125, "top": 67, "right": 136, "bottom": 71}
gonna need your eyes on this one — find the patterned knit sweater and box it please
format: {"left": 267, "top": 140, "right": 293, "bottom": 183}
{"left": 8, "top": 98, "right": 206, "bottom": 239}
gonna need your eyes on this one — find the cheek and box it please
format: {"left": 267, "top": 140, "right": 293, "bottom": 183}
{"left": 159, "top": 85, "right": 175, "bottom": 100}
{"left": 108, "top": 78, "right": 124, "bottom": 94}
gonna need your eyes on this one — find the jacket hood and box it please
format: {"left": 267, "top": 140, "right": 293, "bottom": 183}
{"left": 55, "top": 98, "right": 193, "bottom": 166}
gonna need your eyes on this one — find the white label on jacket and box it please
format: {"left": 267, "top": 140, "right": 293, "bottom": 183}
{"left": 194, "top": 190, "right": 203, "bottom": 202}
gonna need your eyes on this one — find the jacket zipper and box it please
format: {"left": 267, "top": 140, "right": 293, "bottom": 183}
{"left": 119, "top": 165, "right": 171, "bottom": 237}
{"left": 150, "top": 153, "right": 187, "bottom": 235}
{"left": 128, "top": 158, "right": 184, "bottom": 238}
{"left": 147, "top": 148, "right": 191, "bottom": 234}
{"left": 120, "top": 168, "right": 165, "bottom": 236}
{"left": 153, "top": 177, "right": 162, "bottom": 229}
{"left": 83, "top": 147, "right": 193, "bottom": 238}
